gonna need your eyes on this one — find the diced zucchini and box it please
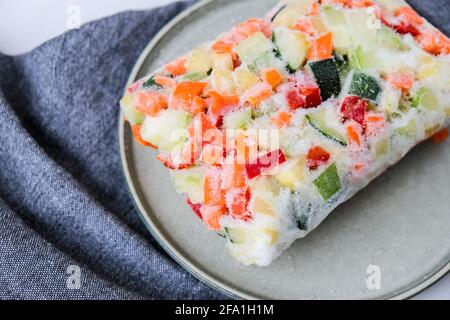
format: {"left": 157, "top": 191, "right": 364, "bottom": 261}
{"left": 186, "top": 47, "right": 213, "bottom": 74}
{"left": 270, "top": 4, "right": 287, "bottom": 22}
{"left": 223, "top": 107, "right": 252, "bottom": 130}
{"left": 416, "top": 56, "right": 439, "bottom": 80}
{"left": 225, "top": 227, "right": 248, "bottom": 244}
{"left": 375, "top": 137, "right": 390, "bottom": 157}
{"left": 349, "top": 71, "right": 381, "bottom": 102}
{"left": 380, "top": 85, "right": 401, "bottom": 115}
{"left": 349, "top": 46, "right": 378, "bottom": 70}
{"left": 306, "top": 107, "right": 347, "bottom": 146}
{"left": 314, "top": 163, "right": 341, "bottom": 201}
{"left": 308, "top": 58, "right": 342, "bottom": 101}
{"left": 181, "top": 71, "right": 209, "bottom": 82}
{"left": 171, "top": 168, "right": 204, "bottom": 204}
{"left": 275, "top": 158, "right": 305, "bottom": 191}
{"left": 413, "top": 87, "right": 441, "bottom": 111}
{"left": 140, "top": 110, "right": 191, "bottom": 151}
{"left": 210, "top": 69, "right": 236, "bottom": 95}
{"left": 143, "top": 76, "right": 162, "bottom": 89}
{"left": 273, "top": 27, "right": 309, "bottom": 71}
{"left": 396, "top": 119, "right": 417, "bottom": 139}
{"left": 120, "top": 94, "right": 144, "bottom": 125}
{"left": 248, "top": 50, "right": 285, "bottom": 75}
{"left": 233, "top": 65, "right": 260, "bottom": 94}
{"left": 234, "top": 32, "right": 273, "bottom": 65}
{"left": 377, "top": 27, "right": 405, "bottom": 50}
{"left": 321, "top": 6, "right": 352, "bottom": 54}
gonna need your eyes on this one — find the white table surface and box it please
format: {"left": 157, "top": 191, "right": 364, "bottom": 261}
{"left": 0, "top": 0, "right": 449, "bottom": 300}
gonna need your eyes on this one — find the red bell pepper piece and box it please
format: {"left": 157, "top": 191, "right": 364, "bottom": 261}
{"left": 186, "top": 198, "right": 203, "bottom": 219}
{"left": 299, "top": 86, "right": 322, "bottom": 108}
{"left": 245, "top": 149, "right": 287, "bottom": 179}
{"left": 340, "top": 96, "right": 367, "bottom": 126}
{"left": 307, "top": 146, "right": 331, "bottom": 170}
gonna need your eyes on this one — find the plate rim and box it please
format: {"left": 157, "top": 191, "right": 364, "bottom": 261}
{"left": 118, "top": 0, "right": 450, "bottom": 300}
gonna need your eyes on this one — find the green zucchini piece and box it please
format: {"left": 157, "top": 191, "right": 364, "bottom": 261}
{"left": 181, "top": 71, "right": 209, "bottom": 81}
{"left": 143, "top": 75, "right": 162, "bottom": 89}
{"left": 225, "top": 227, "right": 247, "bottom": 245}
{"left": 306, "top": 109, "right": 347, "bottom": 146}
{"left": 314, "top": 163, "right": 341, "bottom": 201}
{"left": 349, "top": 71, "right": 381, "bottom": 102}
{"left": 270, "top": 4, "right": 287, "bottom": 22}
{"left": 308, "top": 58, "right": 342, "bottom": 101}
{"left": 273, "top": 27, "right": 309, "bottom": 72}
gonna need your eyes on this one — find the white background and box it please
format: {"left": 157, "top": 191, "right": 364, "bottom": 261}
{"left": 0, "top": 0, "right": 449, "bottom": 299}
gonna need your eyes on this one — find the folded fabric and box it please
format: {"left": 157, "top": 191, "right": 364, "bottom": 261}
{"left": 0, "top": 0, "right": 223, "bottom": 300}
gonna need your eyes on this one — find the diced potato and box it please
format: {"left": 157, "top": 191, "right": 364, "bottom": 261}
{"left": 233, "top": 66, "right": 260, "bottom": 94}
{"left": 251, "top": 195, "right": 277, "bottom": 217}
{"left": 120, "top": 94, "right": 144, "bottom": 125}
{"left": 212, "top": 53, "right": 234, "bottom": 71}
{"left": 186, "top": 47, "right": 213, "bottom": 74}
{"left": 275, "top": 158, "right": 305, "bottom": 191}
{"left": 273, "top": 1, "right": 315, "bottom": 28}
{"left": 210, "top": 69, "right": 236, "bottom": 95}
{"left": 417, "top": 55, "right": 438, "bottom": 80}
{"left": 234, "top": 32, "right": 273, "bottom": 65}
{"left": 377, "top": 0, "right": 404, "bottom": 11}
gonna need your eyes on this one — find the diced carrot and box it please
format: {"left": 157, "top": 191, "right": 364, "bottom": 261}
{"left": 234, "top": 18, "right": 272, "bottom": 40}
{"left": 200, "top": 205, "right": 227, "bottom": 230}
{"left": 135, "top": 91, "right": 168, "bottom": 116}
{"left": 271, "top": 111, "right": 293, "bottom": 128}
{"left": 201, "top": 144, "right": 224, "bottom": 166}
{"left": 170, "top": 81, "right": 207, "bottom": 111}
{"left": 164, "top": 57, "right": 187, "bottom": 76}
{"left": 366, "top": 113, "right": 387, "bottom": 137}
{"left": 386, "top": 71, "right": 415, "bottom": 94}
{"left": 243, "top": 83, "right": 273, "bottom": 107}
{"left": 212, "top": 39, "right": 234, "bottom": 54}
{"left": 192, "top": 112, "right": 225, "bottom": 149}
{"left": 261, "top": 68, "right": 284, "bottom": 90}
{"left": 131, "top": 124, "right": 157, "bottom": 148}
{"left": 293, "top": 18, "right": 317, "bottom": 37}
{"left": 234, "top": 131, "right": 258, "bottom": 164}
{"left": 431, "top": 128, "right": 449, "bottom": 144}
{"left": 307, "top": 32, "right": 334, "bottom": 61}
{"left": 395, "top": 6, "right": 423, "bottom": 26}
{"left": 353, "top": 163, "right": 365, "bottom": 172}
{"left": 416, "top": 30, "right": 450, "bottom": 56}
{"left": 212, "top": 18, "right": 272, "bottom": 56}
{"left": 190, "top": 96, "right": 208, "bottom": 115}
{"left": 204, "top": 168, "right": 226, "bottom": 207}
{"left": 154, "top": 75, "right": 176, "bottom": 89}
{"left": 346, "top": 124, "right": 361, "bottom": 146}
{"left": 226, "top": 187, "right": 250, "bottom": 219}
{"left": 223, "top": 158, "right": 248, "bottom": 189}
{"left": 308, "top": 1, "right": 320, "bottom": 16}
{"left": 208, "top": 91, "right": 240, "bottom": 116}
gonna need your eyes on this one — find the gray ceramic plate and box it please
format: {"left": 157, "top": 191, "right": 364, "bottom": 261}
{"left": 119, "top": 0, "right": 450, "bottom": 299}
